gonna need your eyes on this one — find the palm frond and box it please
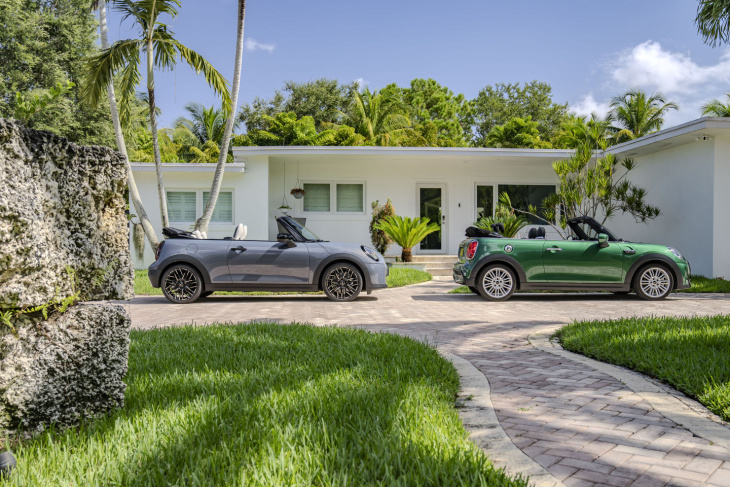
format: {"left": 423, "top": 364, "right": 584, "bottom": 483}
{"left": 82, "top": 38, "right": 143, "bottom": 108}
{"left": 172, "top": 40, "right": 231, "bottom": 110}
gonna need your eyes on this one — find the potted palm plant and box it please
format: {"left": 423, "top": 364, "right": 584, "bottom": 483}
{"left": 374, "top": 215, "right": 440, "bottom": 263}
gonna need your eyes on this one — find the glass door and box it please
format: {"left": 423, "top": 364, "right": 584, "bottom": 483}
{"left": 417, "top": 184, "right": 446, "bottom": 253}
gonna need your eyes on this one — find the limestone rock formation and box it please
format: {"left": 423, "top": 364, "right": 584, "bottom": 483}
{"left": 0, "top": 119, "right": 133, "bottom": 308}
{"left": 0, "top": 119, "right": 134, "bottom": 433}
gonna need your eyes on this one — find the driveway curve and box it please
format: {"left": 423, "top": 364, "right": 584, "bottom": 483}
{"left": 127, "top": 280, "right": 730, "bottom": 487}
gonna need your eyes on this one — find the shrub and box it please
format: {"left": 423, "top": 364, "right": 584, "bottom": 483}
{"left": 374, "top": 215, "right": 439, "bottom": 262}
{"left": 369, "top": 199, "right": 396, "bottom": 254}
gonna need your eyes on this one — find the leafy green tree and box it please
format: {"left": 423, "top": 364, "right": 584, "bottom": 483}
{"left": 553, "top": 114, "right": 611, "bottom": 150}
{"left": 485, "top": 117, "right": 552, "bottom": 148}
{"left": 374, "top": 215, "right": 440, "bottom": 262}
{"left": 701, "top": 93, "right": 730, "bottom": 116}
{"left": 471, "top": 81, "right": 569, "bottom": 146}
{"left": 239, "top": 78, "right": 358, "bottom": 131}
{"left": 608, "top": 90, "right": 678, "bottom": 143}
{"left": 329, "top": 88, "right": 425, "bottom": 146}
{"left": 370, "top": 199, "right": 396, "bottom": 254}
{"left": 0, "top": 0, "right": 115, "bottom": 146}
{"left": 234, "top": 112, "right": 365, "bottom": 146}
{"left": 12, "top": 81, "right": 75, "bottom": 122}
{"left": 83, "top": 0, "right": 230, "bottom": 228}
{"left": 696, "top": 0, "right": 730, "bottom": 46}
{"left": 500, "top": 144, "right": 660, "bottom": 238}
{"left": 381, "top": 78, "right": 471, "bottom": 147}
{"left": 173, "top": 102, "right": 241, "bottom": 162}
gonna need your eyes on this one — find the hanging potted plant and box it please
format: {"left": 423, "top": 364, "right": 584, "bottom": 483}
{"left": 290, "top": 187, "right": 305, "bottom": 199}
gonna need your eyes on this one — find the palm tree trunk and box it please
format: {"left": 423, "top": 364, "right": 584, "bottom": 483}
{"left": 98, "top": 0, "right": 159, "bottom": 248}
{"left": 401, "top": 248, "right": 412, "bottom": 262}
{"left": 196, "top": 0, "right": 246, "bottom": 234}
{"left": 147, "top": 37, "right": 169, "bottom": 228}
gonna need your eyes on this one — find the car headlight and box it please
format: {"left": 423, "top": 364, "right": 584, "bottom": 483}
{"left": 361, "top": 246, "right": 380, "bottom": 262}
{"left": 667, "top": 247, "right": 683, "bottom": 260}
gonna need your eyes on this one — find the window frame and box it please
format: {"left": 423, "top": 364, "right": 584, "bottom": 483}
{"left": 165, "top": 188, "right": 235, "bottom": 225}
{"left": 474, "top": 182, "right": 558, "bottom": 222}
{"left": 300, "top": 180, "right": 367, "bottom": 215}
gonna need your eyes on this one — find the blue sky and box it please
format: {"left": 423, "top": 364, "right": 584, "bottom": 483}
{"left": 106, "top": 0, "right": 730, "bottom": 130}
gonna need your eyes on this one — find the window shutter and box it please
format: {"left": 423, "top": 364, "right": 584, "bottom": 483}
{"left": 303, "top": 184, "right": 330, "bottom": 212}
{"left": 167, "top": 192, "right": 197, "bottom": 222}
{"left": 203, "top": 191, "right": 233, "bottom": 223}
{"left": 336, "top": 184, "right": 364, "bottom": 212}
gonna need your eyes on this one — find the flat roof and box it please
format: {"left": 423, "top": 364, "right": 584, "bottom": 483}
{"left": 130, "top": 162, "right": 247, "bottom": 173}
{"left": 232, "top": 146, "right": 575, "bottom": 159}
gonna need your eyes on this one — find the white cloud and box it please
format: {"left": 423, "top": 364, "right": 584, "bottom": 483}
{"left": 571, "top": 93, "right": 610, "bottom": 118}
{"left": 244, "top": 38, "right": 275, "bottom": 53}
{"left": 609, "top": 41, "right": 730, "bottom": 95}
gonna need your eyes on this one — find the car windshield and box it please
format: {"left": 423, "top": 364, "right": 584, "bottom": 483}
{"left": 287, "top": 218, "right": 322, "bottom": 241}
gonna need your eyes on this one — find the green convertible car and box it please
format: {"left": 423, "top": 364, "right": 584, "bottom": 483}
{"left": 453, "top": 216, "right": 691, "bottom": 301}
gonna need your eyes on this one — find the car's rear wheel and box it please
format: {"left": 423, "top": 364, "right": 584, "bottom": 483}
{"left": 161, "top": 264, "right": 203, "bottom": 304}
{"left": 633, "top": 264, "right": 673, "bottom": 300}
{"left": 322, "top": 263, "right": 362, "bottom": 302}
{"left": 476, "top": 264, "right": 516, "bottom": 301}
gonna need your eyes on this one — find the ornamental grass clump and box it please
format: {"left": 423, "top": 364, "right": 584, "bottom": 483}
{"left": 374, "top": 215, "right": 440, "bottom": 262}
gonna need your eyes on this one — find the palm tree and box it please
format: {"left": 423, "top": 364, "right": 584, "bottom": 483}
{"left": 485, "top": 116, "right": 551, "bottom": 149}
{"left": 696, "top": 0, "right": 730, "bottom": 46}
{"left": 174, "top": 102, "right": 239, "bottom": 147}
{"left": 373, "top": 215, "right": 440, "bottom": 262}
{"left": 196, "top": 0, "right": 245, "bottom": 234}
{"left": 701, "top": 94, "right": 730, "bottom": 116}
{"left": 90, "top": 0, "right": 158, "bottom": 248}
{"left": 83, "top": 0, "right": 231, "bottom": 228}
{"left": 608, "top": 90, "right": 678, "bottom": 143}
{"left": 330, "top": 89, "right": 425, "bottom": 146}
{"left": 553, "top": 114, "right": 610, "bottom": 150}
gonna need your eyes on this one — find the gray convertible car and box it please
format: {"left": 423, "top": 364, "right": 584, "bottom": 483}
{"left": 149, "top": 216, "right": 388, "bottom": 304}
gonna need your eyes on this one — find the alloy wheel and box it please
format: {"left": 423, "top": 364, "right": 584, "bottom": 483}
{"left": 324, "top": 264, "right": 362, "bottom": 301}
{"left": 639, "top": 267, "right": 671, "bottom": 298}
{"left": 163, "top": 266, "right": 200, "bottom": 303}
{"left": 477, "top": 265, "right": 516, "bottom": 301}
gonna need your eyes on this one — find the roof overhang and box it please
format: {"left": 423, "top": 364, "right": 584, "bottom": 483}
{"left": 608, "top": 117, "right": 730, "bottom": 157}
{"left": 130, "top": 162, "right": 247, "bottom": 173}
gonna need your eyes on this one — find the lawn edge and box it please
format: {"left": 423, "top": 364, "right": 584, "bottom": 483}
{"left": 528, "top": 327, "right": 730, "bottom": 453}
{"left": 441, "top": 352, "right": 563, "bottom": 487}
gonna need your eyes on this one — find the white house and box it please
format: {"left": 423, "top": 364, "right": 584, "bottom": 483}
{"left": 130, "top": 117, "right": 730, "bottom": 279}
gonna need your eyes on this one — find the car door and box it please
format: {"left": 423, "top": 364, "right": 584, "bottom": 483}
{"left": 542, "top": 239, "right": 624, "bottom": 283}
{"left": 226, "top": 240, "right": 310, "bottom": 284}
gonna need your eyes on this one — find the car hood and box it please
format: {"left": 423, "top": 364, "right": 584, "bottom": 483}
{"left": 315, "top": 241, "right": 386, "bottom": 262}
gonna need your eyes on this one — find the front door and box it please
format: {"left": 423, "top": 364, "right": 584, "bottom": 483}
{"left": 227, "top": 241, "right": 310, "bottom": 284}
{"left": 417, "top": 184, "right": 446, "bottom": 253}
{"left": 542, "top": 240, "right": 623, "bottom": 283}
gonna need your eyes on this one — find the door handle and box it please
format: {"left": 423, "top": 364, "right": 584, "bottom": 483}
{"left": 230, "top": 246, "right": 247, "bottom": 252}
{"left": 623, "top": 249, "right": 636, "bottom": 255}
{"left": 546, "top": 247, "right": 562, "bottom": 252}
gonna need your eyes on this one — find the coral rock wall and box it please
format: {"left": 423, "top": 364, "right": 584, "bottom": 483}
{"left": 0, "top": 119, "right": 133, "bottom": 432}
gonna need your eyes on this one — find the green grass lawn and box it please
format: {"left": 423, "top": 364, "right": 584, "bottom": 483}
{"left": 449, "top": 275, "right": 729, "bottom": 294}
{"left": 134, "top": 267, "right": 432, "bottom": 296}
{"left": 556, "top": 315, "right": 730, "bottom": 422}
{"left": 2, "top": 323, "right": 526, "bottom": 486}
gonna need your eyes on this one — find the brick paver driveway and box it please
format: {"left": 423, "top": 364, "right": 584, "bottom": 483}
{"left": 128, "top": 280, "right": 730, "bottom": 487}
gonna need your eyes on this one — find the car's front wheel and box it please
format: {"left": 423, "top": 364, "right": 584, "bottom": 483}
{"left": 161, "top": 264, "right": 204, "bottom": 304}
{"left": 476, "top": 264, "right": 517, "bottom": 301}
{"left": 322, "top": 263, "right": 363, "bottom": 302}
{"left": 468, "top": 286, "right": 479, "bottom": 295}
{"left": 633, "top": 264, "right": 674, "bottom": 300}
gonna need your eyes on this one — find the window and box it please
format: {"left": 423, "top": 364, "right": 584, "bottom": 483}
{"left": 167, "top": 191, "right": 196, "bottom": 222}
{"left": 203, "top": 191, "right": 233, "bottom": 223}
{"left": 303, "top": 183, "right": 330, "bottom": 212}
{"left": 476, "top": 185, "right": 494, "bottom": 219}
{"left": 497, "top": 184, "right": 556, "bottom": 224}
{"left": 303, "top": 182, "right": 365, "bottom": 213}
{"left": 166, "top": 190, "right": 234, "bottom": 224}
{"left": 336, "top": 184, "right": 364, "bottom": 212}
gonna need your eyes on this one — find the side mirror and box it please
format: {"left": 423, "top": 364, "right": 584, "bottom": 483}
{"left": 277, "top": 233, "right": 296, "bottom": 247}
{"left": 597, "top": 233, "right": 609, "bottom": 248}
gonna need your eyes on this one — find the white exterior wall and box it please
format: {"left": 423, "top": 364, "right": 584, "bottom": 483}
{"left": 129, "top": 161, "right": 267, "bottom": 269}
{"left": 609, "top": 140, "right": 717, "bottom": 277}
{"left": 269, "top": 154, "right": 561, "bottom": 255}
{"left": 714, "top": 137, "right": 730, "bottom": 278}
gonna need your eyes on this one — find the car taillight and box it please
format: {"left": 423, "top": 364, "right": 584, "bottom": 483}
{"left": 466, "top": 240, "right": 478, "bottom": 260}
{"left": 154, "top": 240, "right": 165, "bottom": 261}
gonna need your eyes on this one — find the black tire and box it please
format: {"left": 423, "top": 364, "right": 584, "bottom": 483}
{"left": 476, "top": 264, "right": 517, "bottom": 301}
{"left": 161, "top": 264, "right": 204, "bottom": 304}
{"left": 322, "top": 262, "right": 363, "bottom": 302}
{"left": 633, "top": 264, "right": 674, "bottom": 301}
{"left": 468, "top": 286, "right": 480, "bottom": 295}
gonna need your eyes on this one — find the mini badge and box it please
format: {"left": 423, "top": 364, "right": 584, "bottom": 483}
{"left": 504, "top": 245, "right": 513, "bottom": 253}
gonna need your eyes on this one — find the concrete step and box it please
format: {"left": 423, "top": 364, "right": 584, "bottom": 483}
{"left": 427, "top": 267, "right": 455, "bottom": 277}
{"left": 410, "top": 255, "right": 458, "bottom": 264}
